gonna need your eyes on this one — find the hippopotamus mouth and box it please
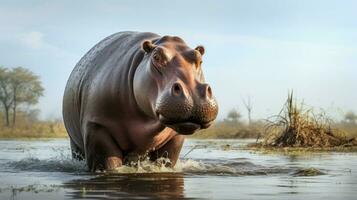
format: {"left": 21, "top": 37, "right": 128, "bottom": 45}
{"left": 158, "top": 114, "right": 213, "bottom": 135}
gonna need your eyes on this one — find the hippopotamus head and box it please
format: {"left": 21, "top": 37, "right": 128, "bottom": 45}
{"left": 133, "top": 35, "right": 218, "bottom": 135}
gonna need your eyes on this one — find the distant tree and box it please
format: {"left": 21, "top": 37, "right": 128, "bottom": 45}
{"left": 242, "top": 96, "right": 253, "bottom": 125}
{"left": 0, "top": 66, "right": 44, "bottom": 127}
{"left": 0, "top": 67, "right": 12, "bottom": 126}
{"left": 227, "top": 109, "right": 242, "bottom": 123}
{"left": 344, "top": 111, "right": 357, "bottom": 124}
{"left": 9, "top": 67, "right": 44, "bottom": 126}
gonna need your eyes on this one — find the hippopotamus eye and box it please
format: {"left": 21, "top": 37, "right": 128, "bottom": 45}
{"left": 153, "top": 54, "right": 160, "bottom": 62}
{"left": 151, "top": 51, "right": 167, "bottom": 69}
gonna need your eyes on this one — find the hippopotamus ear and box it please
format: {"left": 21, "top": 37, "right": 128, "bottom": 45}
{"left": 142, "top": 40, "right": 156, "bottom": 53}
{"left": 195, "top": 45, "right": 205, "bottom": 56}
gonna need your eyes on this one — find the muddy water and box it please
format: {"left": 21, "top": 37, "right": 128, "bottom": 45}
{"left": 0, "top": 139, "right": 356, "bottom": 200}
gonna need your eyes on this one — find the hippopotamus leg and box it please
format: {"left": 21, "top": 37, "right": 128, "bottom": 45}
{"left": 70, "top": 140, "right": 85, "bottom": 160}
{"left": 150, "top": 134, "right": 185, "bottom": 167}
{"left": 84, "top": 123, "right": 123, "bottom": 171}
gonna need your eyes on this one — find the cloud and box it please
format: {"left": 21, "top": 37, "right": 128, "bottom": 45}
{"left": 16, "top": 30, "right": 75, "bottom": 60}
{"left": 20, "top": 31, "right": 45, "bottom": 49}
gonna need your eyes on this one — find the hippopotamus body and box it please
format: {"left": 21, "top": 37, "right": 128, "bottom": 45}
{"left": 63, "top": 31, "right": 218, "bottom": 171}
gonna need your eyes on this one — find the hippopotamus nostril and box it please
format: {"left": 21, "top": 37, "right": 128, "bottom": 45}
{"left": 198, "top": 83, "right": 213, "bottom": 99}
{"left": 171, "top": 82, "right": 183, "bottom": 97}
{"left": 206, "top": 85, "right": 212, "bottom": 99}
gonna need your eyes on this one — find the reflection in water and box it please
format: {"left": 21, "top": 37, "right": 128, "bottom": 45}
{"left": 63, "top": 173, "right": 185, "bottom": 199}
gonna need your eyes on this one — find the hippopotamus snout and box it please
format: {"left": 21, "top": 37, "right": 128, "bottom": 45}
{"left": 171, "top": 82, "right": 212, "bottom": 100}
{"left": 156, "top": 81, "right": 218, "bottom": 135}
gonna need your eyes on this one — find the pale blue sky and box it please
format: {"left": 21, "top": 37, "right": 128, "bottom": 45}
{"left": 0, "top": 0, "right": 356, "bottom": 120}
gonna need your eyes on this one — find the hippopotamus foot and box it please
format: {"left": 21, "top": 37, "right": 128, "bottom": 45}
{"left": 150, "top": 134, "right": 185, "bottom": 167}
{"left": 105, "top": 156, "right": 123, "bottom": 170}
{"left": 85, "top": 123, "right": 123, "bottom": 171}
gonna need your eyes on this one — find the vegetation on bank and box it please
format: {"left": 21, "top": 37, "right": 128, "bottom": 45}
{"left": 0, "top": 111, "right": 68, "bottom": 139}
{"left": 192, "top": 103, "right": 264, "bottom": 139}
{"left": 193, "top": 92, "right": 357, "bottom": 147}
{"left": 244, "top": 92, "right": 357, "bottom": 153}
{"left": 0, "top": 121, "right": 67, "bottom": 139}
{"left": 259, "top": 92, "right": 357, "bottom": 147}
{"left": 0, "top": 66, "right": 67, "bottom": 138}
{"left": 192, "top": 119, "right": 264, "bottom": 139}
{"left": 0, "top": 67, "right": 44, "bottom": 127}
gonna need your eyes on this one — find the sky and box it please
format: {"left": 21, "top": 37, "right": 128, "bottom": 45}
{"left": 0, "top": 0, "right": 356, "bottom": 121}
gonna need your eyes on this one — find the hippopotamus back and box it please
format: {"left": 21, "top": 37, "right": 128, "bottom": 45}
{"left": 63, "top": 32, "right": 158, "bottom": 149}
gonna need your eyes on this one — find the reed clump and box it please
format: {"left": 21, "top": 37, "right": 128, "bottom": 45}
{"left": 262, "top": 92, "right": 357, "bottom": 147}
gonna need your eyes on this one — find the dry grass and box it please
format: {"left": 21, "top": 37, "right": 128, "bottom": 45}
{"left": 190, "top": 120, "right": 264, "bottom": 139}
{"left": 335, "top": 121, "right": 357, "bottom": 138}
{"left": 0, "top": 121, "right": 68, "bottom": 139}
{"left": 261, "top": 92, "right": 357, "bottom": 147}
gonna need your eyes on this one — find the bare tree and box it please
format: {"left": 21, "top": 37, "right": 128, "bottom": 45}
{"left": 242, "top": 96, "right": 253, "bottom": 125}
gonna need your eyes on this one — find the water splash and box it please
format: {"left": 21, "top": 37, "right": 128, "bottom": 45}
{"left": 5, "top": 156, "right": 87, "bottom": 173}
{"left": 5, "top": 155, "right": 301, "bottom": 176}
{"left": 107, "top": 157, "right": 295, "bottom": 175}
{"left": 111, "top": 157, "right": 177, "bottom": 173}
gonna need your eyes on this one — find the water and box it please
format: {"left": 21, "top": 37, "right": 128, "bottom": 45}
{"left": 0, "top": 139, "right": 356, "bottom": 200}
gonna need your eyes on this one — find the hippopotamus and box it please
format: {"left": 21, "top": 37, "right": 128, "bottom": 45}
{"left": 62, "top": 31, "right": 218, "bottom": 171}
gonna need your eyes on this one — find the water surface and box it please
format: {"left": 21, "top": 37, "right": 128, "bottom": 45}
{"left": 0, "top": 139, "right": 356, "bottom": 199}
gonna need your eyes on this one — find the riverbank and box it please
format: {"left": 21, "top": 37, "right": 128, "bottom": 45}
{"left": 0, "top": 121, "right": 68, "bottom": 139}
{"left": 246, "top": 144, "right": 357, "bottom": 154}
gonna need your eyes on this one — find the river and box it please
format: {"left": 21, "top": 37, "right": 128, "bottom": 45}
{"left": 0, "top": 139, "right": 356, "bottom": 200}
